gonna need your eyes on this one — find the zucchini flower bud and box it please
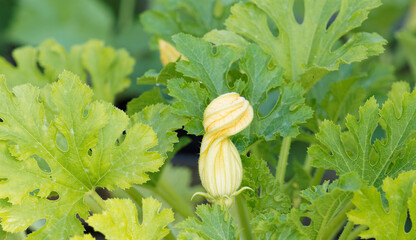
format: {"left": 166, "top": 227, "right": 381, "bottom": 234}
{"left": 158, "top": 39, "right": 184, "bottom": 66}
{"left": 194, "top": 92, "right": 253, "bottom": 208}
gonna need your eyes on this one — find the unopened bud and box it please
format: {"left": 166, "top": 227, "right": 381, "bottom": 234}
{"left": 194, "top": 93, "right": 253, "bottom": 208}
{"left": 158, "top": 39, "right": 184, "bottom": 66}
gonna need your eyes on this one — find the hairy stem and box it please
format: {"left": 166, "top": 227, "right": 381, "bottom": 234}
{"left": 276, "top": 136, "right": 291, "bottom": 187}
{"left": 235, "top": 196, "right": 253, "bottom": 240}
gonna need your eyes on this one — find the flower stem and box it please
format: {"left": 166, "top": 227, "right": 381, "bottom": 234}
{"left": 347, "top": 225, "right": 368, "bottom": 240}
{"left": 338, "top": 221, "right": 354, "bottom": 240}
{"left": 322, "top": 202, "right": 355, "bottom": 240}
{"left": 84, "top": 190, "right": 106, "bottom": 213}
{"left": 276, "top": 136, "right": 291, "bottom": 187}
{"left": 118, "top": 0, "right": 135, "bottom": 32}
{"left": 154, "top": 179, "right": 195, "bottom": 218}
{"left": 311, "top": 168, "right": 325, "bottom": 186}
{"left": 235, "top": 195, "right": 253, "bottom": 240}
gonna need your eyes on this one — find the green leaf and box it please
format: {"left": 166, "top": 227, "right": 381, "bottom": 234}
{"left": 320, "top": 76, "right": 366, "bottom": 123}
{"left": 6, "top": 0, "right": 113, "bottom": 48}
{"left": 131, "top": 103, "right": 188, "bottom": 157}
{"left": 309, "top": 81, "right": 416, "bottom": 187}
{"left": 126, "top": 87, "right": 167, "bottom": 116}
{"left": 212, "top": 0, "right": 386, "bottom": 90}
{"left": 173, "top": 33, "right": 241, "bottom": 98}
{"left": 84, "top": 198, "right": 174, "bottom": 240}
{"left": 0, "top": 71, "right": 163, "bottom": 239}
{"left": 288, "top": 173, "right": 362, "bottom": 240}
{"left": 137, "top": 62, "right": 183, "bottom": 86}
{"left": 0, "top": 39, "right": 135, "bottom": 103}
{"left": 167, "top": 35, "right": 312, "bottom": 147}
{"left": 141, "top": 0, "right": 237, "bottom": 41}
{"left": 176, "top": 204, "right": 237, "bottom": 240}
{"left": 241, "top": 155, "right": 291, "bottom": 214}
{"left": 348, "top": 170, "right": 416, "bottom": 240}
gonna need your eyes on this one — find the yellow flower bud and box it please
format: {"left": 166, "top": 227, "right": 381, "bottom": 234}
{"left": 158, "top": 39, "right": 184, "bottom": 66}
{"left": 194, "top": 93, "right": 253, "bottom": 208}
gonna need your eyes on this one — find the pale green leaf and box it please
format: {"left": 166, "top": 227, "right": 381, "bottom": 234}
{"left": 348, "top": 170, "right": 416, "bottom": 240}
{"left": 126, "top": 87, "right": 167, "bottom": 116}
{"left": 309, "top": 82, "right": 416, "bottom": 187}
{"left": 85, "top": 198, "right": 174, "bottom": 240}
{"left": 81, "top": 40, "right": 134, "bottom": 103}
{"left": 0, "top": 39, "right": 134, "bottom": 103}
{"left": 71, "top": 234, "right": 94, "bottom": 240}
{"left": 0, "top": 71, "right": 163, "bottom": 239}
{"left": 212, "top": 0, "right": 386, "bottom": 90}
{"left": 176, "top": 204, "right": 237, "bottom": 240}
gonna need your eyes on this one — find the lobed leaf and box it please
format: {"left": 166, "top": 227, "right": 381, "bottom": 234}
{"left": 0, "top": 39, "right": 134, "bottom": 103}
{"left": 209, "top": 0, "right": 386, "bottom": 90}
{"left": 0, "top": 71, "right": 163, "bottom": 239}
{"left": 348, "top": 170, "right": 416, "bottom": 240}
{"left": 176, "top": 204, "right": 237, "bottom": 240}
{"left": 167, "top": 34, "right": 313, "bottom": 148}
{"left": 309, "top": 82, "right": 416, "bottom": 187}
{"left": 81, "top": 198, "right": 174, "bottom": 240}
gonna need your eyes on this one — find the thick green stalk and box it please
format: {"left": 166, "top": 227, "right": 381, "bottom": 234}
{"left": 154, "top": 179, "right": 195, "bottom": 218}
{"left": 118, "top": 0, "right": 135, "bottom": 32}
{"left": 338, "top": 221, "right": 354, "bottom": 240}
{"left": 276, "top": 136, "right": 292, "bottom": 187}
{"left": 311, "top": 168, "right": 325, "bottom": 186}
{"left": 347, "top": 225, "right": 368, "bottom": 240}
{"left": 235, "top": 196, "right": 254, "bottom": 240}
{"left": 84, "top": 190, "right": 106, "bottom": 213}
{"left": 322, "top": 202, "right": 355, "bottom": 240}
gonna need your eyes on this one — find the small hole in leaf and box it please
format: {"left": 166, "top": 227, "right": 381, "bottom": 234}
{"left": 405, "top": 210, "right": 412, "bottom": 233}
{"left": 29, "top": 189, "right": 40, "bottom": 197}
{"left": 32, "top": 154, "right": 51, "bottom": 173}
{"left": 83, "top": 104, "right": 91, "bottom": 118}
{"left": 28, "top": 218, "right": 46, "bottom": 234}
{"left": 88, "top": 149, "right": 93, "bottom": 156}
{"left": 259, "top": 88, "right": 280, "bottom": 117}
{"left": 369, "top": 147, "right": 379, "bottom": 166}
{"left": 293, "top": 0, "right": 305, "bottom": 24}
{"left": 267, "top": 17, "right": 279, "bottom": 38}
{"left": 0, "top": 118, "right": 3, "bottom": 123}
{"left": 331, "top": 35, "right": 347, "bottom": 52}
{"left": 56, "top": 131, "right": 69, "bottom": 152}
{"left": 36, "top": 62, "right": 45, "bottom": 74}
{"left": 211, "top": 45, "right": 218, "bottom": 55}
{"left": 47, "top": 191, "right": 60, "bottom": 201}
{"left": 340, "top": 132, "right": 358, "bottom": 160}
{"left": 300, "top": 216, "right": 311, "bottom": 226}
{"left": 326, "top": 11, "right": 339, "bottom": 30}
